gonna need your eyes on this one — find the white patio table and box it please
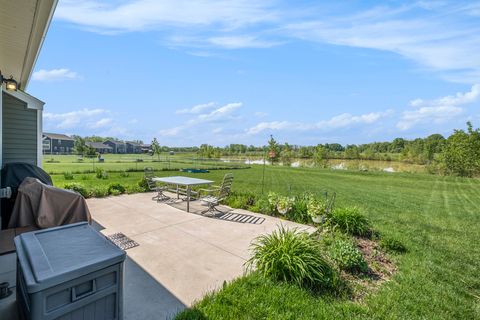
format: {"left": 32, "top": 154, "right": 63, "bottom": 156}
{"left": 152, "top": 176, "right": 214, "bottom": 212}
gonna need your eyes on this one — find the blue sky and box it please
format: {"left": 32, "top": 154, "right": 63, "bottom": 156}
{"left": 28, "top": 0, "right": 480, "bottom": 146}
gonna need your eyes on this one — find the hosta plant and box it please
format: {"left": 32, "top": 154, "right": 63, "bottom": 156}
{"left": 276, "top": 196, "right": 295, "bottom": 215}
{"left": 307, "top": 198, "right": 327, "bottom": 223}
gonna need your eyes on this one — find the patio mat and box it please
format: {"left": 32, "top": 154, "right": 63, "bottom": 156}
{"left": 106, "top": 233, "right": 139, "bottom": 250}
{"left": 215, "top": 212, "right": 265, "bottom": 224}
{"left": 168, "top": 201, "right": 265, "bottom": 225}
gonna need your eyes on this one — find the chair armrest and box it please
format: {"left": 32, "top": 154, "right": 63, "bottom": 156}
{"left": 198, "top": 186, "right": 220, "bottom": 196}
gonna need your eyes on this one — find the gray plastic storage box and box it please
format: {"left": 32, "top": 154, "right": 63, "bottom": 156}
{"left": 14, "top": 222, "right": 126, "bottom": 320}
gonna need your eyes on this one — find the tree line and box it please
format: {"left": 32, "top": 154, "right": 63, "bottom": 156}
{"left": 71, "top": 122, "right": 480, "bottom": 177}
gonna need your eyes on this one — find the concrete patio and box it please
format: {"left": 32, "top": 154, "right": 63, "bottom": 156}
{"left": 87, "top": 192, "right": 313, "bottom": 319}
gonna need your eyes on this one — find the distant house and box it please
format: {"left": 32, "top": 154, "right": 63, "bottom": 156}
{"left": 42, "top": 133, "right": 74, "bottom": 154}
{"left": 141, "top": 144, "right": 151, "bottom": 153}
{"left": 104, "top": 140, "right": 126, "bottom": 154}
{"left": 85, "top": 142, "right": 112, "bottom": 154}
{"left": 126, "top": 141, "right": 143, "bottom": 154}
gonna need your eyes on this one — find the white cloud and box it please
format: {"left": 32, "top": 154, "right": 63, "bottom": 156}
{"left": 254, "top": 111, "right": 268, "bottom": 118}
{"left": 55, "top": 0, "right": 278, "bottom": 33}
{"left": 44, "top": 108, "right": 107, "bottom": 129}
{"left": 397, "top": 106, "right": 463, "bottom": 130}
{"left": 208, "top": 36, "right": 281, "bottom": 49}
{"left": 89, "top": 118, "right": 113, "bottom": 129}
{"left": 247, "top": 121, "right": 292, "bottom": 134}
{"left": 54, "top": 2, "right": 480, "bottom": 82}
{"left": 32, "top": 68, "right": 79, "bottom": 81}
{"left": 284, "top": 4, "right": 480, "bottom": 83}
{"left": 397, "top": 84, "right": 479, "bottom": 130}
{"left": 246, "top": 111, "right": 390, "bottom": 135}
{"left": 160, "top": 102, "right": 242, "bottom": 136}
{"left": 194, "top": 102, "right": 241, "bottom": 123}
{"left": 317, "top": 112, "right": 388, "bottom": 129}
{"left": 176, "top": 102, "right": 216, "bottom": 114}
{"left": 408, "top": 84, "right": 480, "bottom": 107}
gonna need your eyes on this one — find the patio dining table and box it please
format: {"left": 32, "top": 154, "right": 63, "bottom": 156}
{"left": 152, "top": 176, "right": 214, "bottom": 212}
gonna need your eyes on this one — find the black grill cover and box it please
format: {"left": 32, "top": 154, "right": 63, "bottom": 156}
{"left": 1, "top": 162, "right": 52, "bottom": 229}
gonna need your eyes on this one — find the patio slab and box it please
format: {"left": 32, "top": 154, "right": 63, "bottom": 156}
{"left": 87, "top": 192, "right": 313, "bottom": 317}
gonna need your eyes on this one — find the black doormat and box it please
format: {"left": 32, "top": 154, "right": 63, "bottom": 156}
{"left": 106, "top": 233, "right": 139, "bottom": 250}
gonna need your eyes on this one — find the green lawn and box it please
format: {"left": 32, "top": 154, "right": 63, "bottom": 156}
{"left": 48, "top": 161, "right": 480, "bottom": 319}
{"left": 43, "top": 153, "right": 247, "bottom": 174}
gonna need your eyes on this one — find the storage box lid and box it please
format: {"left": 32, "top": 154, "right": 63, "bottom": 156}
{"left": 14, "top": 222, "right": 126, "bottom": 293}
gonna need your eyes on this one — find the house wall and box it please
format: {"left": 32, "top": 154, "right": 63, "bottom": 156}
{"left": 2, "top": 92, "right": 38, "bottom": 165}
{"left": 43, "top": 137, "right": 74, "bottom": 154}
{"left": 104, "top": 141, "right": 126, "bottom": 154}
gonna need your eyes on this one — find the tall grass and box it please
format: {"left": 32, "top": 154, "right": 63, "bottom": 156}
{"left": 247, "top": 226, "right": 336, "bottom": 290}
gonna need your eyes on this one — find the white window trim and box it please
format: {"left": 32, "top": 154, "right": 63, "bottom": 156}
{"left": 2, "top": 88, "right": 44, "bottom": 110}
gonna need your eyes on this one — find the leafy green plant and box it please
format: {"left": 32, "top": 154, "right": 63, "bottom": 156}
{"left": 224, "top": 192, "right": 257, "bottom": 210}
{"left": 107, "top": 183, "right": 126, "bottom": 195}
{"left": 286, "top": 193, "right": 311, "bottom": 224}
{"left": 276, "top": 196, "right": 295, "bottom": 215}
{"left": 247, "top": 226, "right": 336, "bottom": 289}
{"left": 329, "top": 207, "right": 371, "bottom": 236}
{"left": 249, "top": 197, "right": 272, "bottom": 214}
{"left": 95, "top": 168, "right": 109, "bottom": 179}
{"left": 380, "top": 236, "right": 407, "bottom": 254}
{"left": 63, "top": 183, "right": 90, "bottom": 198}
{"left": 138, "top": 177, "right": 150, "bottom": 191}
{"left": 90, "top": 186, "right": 109, "bottom": 197}
{"left": 307, "top": 197, "right": 327, "bottom": 223}
{"left": 267, "top": 191, "right": 279, "bottom": 211}
{"left": 328, "top": 238, "right": 368, "bottom": 273}
{"left": 80, "top": 175, "right": 88, "bottom": 180}
{"left": 63, "top": 171, "right": 74, "bottom": 180}
{"left": 119, "top": 171, "right": 130, "bottom": 177}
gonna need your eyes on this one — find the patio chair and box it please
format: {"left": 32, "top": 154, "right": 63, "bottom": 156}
{"left": 144, "top": 167, "right": 169, "bottom": 202}
{"left": 199, "top": 173, "right": 234, "bottom": 215}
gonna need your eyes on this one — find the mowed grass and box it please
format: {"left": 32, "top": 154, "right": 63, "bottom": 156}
{"left": 43, "top": 153, "right": 246, "bottom": 174}
{"left": 49, "top": 162, "right": 480, "bottom": 319}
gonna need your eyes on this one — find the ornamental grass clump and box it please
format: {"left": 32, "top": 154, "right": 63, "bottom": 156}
{"left": 329, "top": 206, "right": 371, "bottom": 236}
{"left": 247, "top": 226, "right": 336, "bottom": 290}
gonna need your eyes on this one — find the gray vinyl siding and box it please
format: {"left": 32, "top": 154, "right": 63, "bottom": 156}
{"left": 2, "top": 92, "right": 38, "bottom": 165}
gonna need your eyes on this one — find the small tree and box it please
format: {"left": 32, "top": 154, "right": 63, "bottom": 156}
{"left": 442, "top": 122, "right": 480, "bottom": 177}
{"left": 281, "top": 142, "right": 294, "bottom": 166}
{"left": 313, "top": 145, "right": 328, "bottom": 168}
{"left": 151, "top": 138, "right": 162, "bottom": 160}
{"left": 73, "top": 136, "right": 87, "bottom": 155}
{"left": 267, "top": 135, "right": 280, "bottom": 164}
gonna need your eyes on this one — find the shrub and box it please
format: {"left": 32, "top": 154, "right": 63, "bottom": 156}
{"left": 249, "top": 197, "right": 272, "bottom": 214}
{"left": 224, "top": 192, "right": 257, "bottom": 210}
{"left": 125, "top": 185, "right": 144, "bottom": 194}
{"left": 119, "top": 171, "right": 130, "bottom": 177}
{"left": 286, "top": 193, "right": 311, "bottom": 224}
{"left": 63, "top": 172, "right": 74, "bottom": 180}
{"left": 90, "top": 186, "right": 109, "bottom": 198}
{"left": 307, "top": 197, "right": 327, "bottom": 223}
{"left": 267, "top": 191, "right": 279, "bottom": 210}
{"left": 247, "top": 226, "right": 336, "bottom": 289}
{"left": 95, "top": 168, "right": 109, "bottom": 179}
{"left": 138, "top": 177, "right": 150, "bottom": 191}
{"left": 328, "top": 238, "right": 368, "bottom": 273}
{"left": 380, "top": 236, "right": 407, "bottom": 254}
{"left": 64, "top": 183, "right": 90, "bottom": 198}
{"left": 107, "top": 183, "right": 126, "bottom": 195}
{"left": 276, "top": 196, "right": 294, "bottom": 215}
{"left": 329, "top": 207, "right": 371, "bottom": 236}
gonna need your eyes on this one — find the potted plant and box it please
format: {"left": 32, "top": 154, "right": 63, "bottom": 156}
{"left": 307, "top": 198, "right": 327, "bottom": 223}
{"left": 276, "top": 196, "right": 295, "bottom": 215}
